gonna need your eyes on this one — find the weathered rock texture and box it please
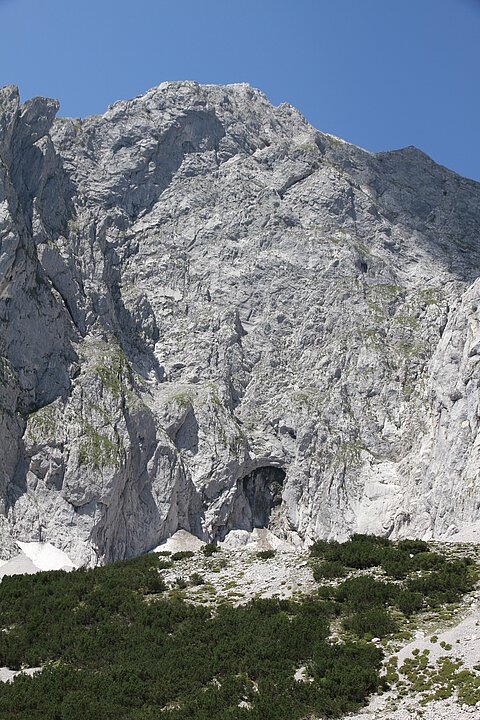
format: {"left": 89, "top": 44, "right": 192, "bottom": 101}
{"left": 1, "top": 81, "right": 479, "bottom": 565}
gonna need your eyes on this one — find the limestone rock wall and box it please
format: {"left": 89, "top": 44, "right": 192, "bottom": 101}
{"left": 1, "top": 81, "right": 479, "bottom": 564}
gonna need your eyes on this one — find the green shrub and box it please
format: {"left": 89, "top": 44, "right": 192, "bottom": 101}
{"left": 171, "top": 551, "right": 195, "bottom": 561}
{"left": 310, "top": 539, "right": 335, "bottom": 558}
{"left": 317, "top": 585, "right": 335, "bottom": 600}
{"left": 202, "top": 543, "right": 219, "bottom": 557}
{"left": 145, "top": 571, "right": 167, "bottom": 594}
{"left": 336, "top": 576, "right": 398, "bottom": 609}
{"left": 189, "top": 573, "right": 205, "bottom": 586}
{"left": 312, "top": 640, "right": 384, "bottom": 715}
{"left": 256, "top": 549, "right": 276, "bottom": 560}
{"left": 0, "top": 538, "right": 474, "bottom": 720}
{"left": 343, "top": 608, "right": 397, "bottom": 638}
{"left": 397, "top": 539, "right": 430, "bottom": 555}
{"left": 413, "top": 552, "right": 446, "bottom": 571}
{"left": 351, "top": 534, "right": 391, "bottom": 547}
{"left": 315, "top": 535, "right": 389, "bottom": 570}
{"left": 396, "top": 590, "right": 424, "bottom": 616}
{"left": 313, "top": 560, "right": 346, "bottom": 581}
{"left": 381, "top": 549, "right": 412, "bottom": 579}
{"left": 0, "top": 553, "right": 386, "bottom": 720}
{"left": 407, "top": 559, "right": 476, "bottom": 607}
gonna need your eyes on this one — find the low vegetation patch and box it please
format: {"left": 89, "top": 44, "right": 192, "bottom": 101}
{"left": 312, "top": 560, "right": 346, "bottom": 580}
{"left": 0, "top": 536, "right": 476, "bottom": 719}
{"left": 0, "top": 554, "right": 381, "bottom": 720}
{"left": 310, "top": 533, "right": 477, "bottom": 614}
{"left": 189, "top": 573, "right": 205, "bottom": 586}
{"left": 202, "top": 543, "right": 219, "bottom": 557}
{"left": 171, "top": 550, "right": 195, "bottom": 562}
{"left": 395, "top": 650, "right": 480, "bottom": 707}
{"left": 256, "top": 549, "right": 276, "bottom": 560}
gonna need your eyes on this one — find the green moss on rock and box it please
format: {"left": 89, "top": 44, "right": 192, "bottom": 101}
{"left": 78, "top": 422, "right": 123, "bottom": 468}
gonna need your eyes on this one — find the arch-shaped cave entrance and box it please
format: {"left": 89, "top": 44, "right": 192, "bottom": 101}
{"left": 216, "top": 465, "right": 286, "bottom": 541}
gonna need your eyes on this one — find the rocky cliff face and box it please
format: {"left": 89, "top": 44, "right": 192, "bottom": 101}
{"left": 1, "top": 81, "right": 479, "bottom": 565}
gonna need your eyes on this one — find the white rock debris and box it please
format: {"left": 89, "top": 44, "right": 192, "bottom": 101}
{"left": 0, "top": 540, "right": 76, "bottom": 580}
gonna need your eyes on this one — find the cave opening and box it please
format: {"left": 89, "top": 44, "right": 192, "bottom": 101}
{"left": 217, "top": 465, "right": 286, "bottom": 541}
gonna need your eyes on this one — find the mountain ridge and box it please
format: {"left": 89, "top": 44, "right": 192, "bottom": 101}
{"left": 1, "top": 81, "right": 479, "bottom": 566}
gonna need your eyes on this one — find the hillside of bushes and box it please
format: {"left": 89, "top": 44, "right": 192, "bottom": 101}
{"left": 0, "top": 535, "right": 477, "bottom": 719}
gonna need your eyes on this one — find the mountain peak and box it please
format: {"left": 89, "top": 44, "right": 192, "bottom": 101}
{"left": 0, "top": 83, "right": 479, "bottom": 565}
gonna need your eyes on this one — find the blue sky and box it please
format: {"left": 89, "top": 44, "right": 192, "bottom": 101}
{"left": 0, "top": 0, "right": 478, "bottom": 181}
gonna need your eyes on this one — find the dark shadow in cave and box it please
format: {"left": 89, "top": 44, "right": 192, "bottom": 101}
{"left": 215, "top": 465, "right": 286, "bottom": 541}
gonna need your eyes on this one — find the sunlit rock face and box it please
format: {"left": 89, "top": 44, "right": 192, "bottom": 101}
{"left": 1, "top": 81, "right": 479, "bottom": 565}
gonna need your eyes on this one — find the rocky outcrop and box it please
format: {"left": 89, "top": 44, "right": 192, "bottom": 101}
{"left": 1, "top": 81, "right": 479, "bottom": 564}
